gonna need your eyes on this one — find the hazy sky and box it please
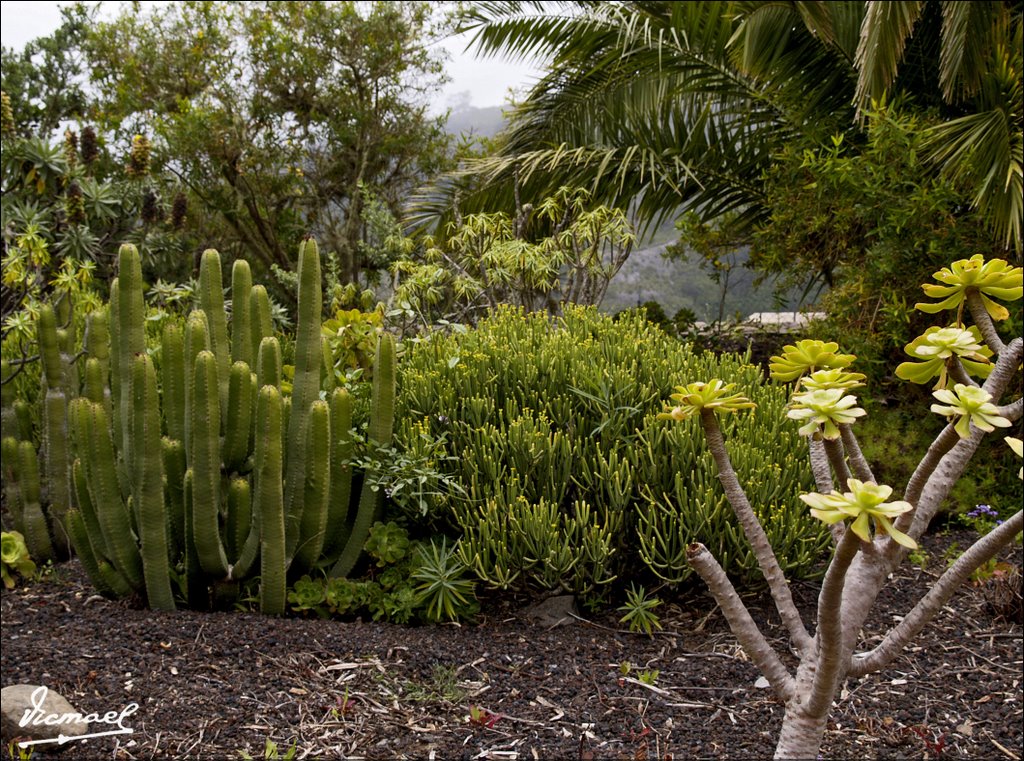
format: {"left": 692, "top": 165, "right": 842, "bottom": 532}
{"left": 0, "top": 0, "right": 546, "bottom": 112}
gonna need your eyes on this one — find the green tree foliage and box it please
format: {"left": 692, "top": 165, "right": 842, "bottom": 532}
{"left": 391, "top": 186, "right": 635, "bottom": 329}
{"left": 0, "top": 4, "right": 92, "bottom": 137}
{"left": 83, "top": 0, "right": 453, "bottom": 291}
{"left": 751, "top": 104, "right": 1007, "bottom": 383}
{"left": 417, "top": 0, "right": 1020, "bottom": 280}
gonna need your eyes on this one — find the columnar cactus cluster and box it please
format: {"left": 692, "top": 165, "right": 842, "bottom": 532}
{"left": 61, "top": 240, "right": 394, "bottom": 612}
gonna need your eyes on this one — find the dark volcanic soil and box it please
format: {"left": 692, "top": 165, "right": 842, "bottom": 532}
{"left": 2, "top": 529, "right": 1021, "bottom": 760}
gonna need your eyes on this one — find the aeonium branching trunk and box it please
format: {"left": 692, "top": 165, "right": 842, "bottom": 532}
{"left": 663, "top": 254, "right": 1023, "bottom": 761}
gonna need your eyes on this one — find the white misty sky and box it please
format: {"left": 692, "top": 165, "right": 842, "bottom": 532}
{"left": 0, "top": 0, "right": 546, "bottom": 112}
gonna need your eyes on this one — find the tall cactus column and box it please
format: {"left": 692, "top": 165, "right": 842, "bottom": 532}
{"left": 256, "top": 385, "right": 286, "bottom": 614}
{"left": 37, "top": 304, "right": 71, "bottom": 557}
{"left": 131, "top": 354, "right": 175, "bottom": 610}
{"left": 283, "top": 238, "right": 323, "bottom": 564}
{"left": 331, "top": 332, "right": 395, "bottom": 578}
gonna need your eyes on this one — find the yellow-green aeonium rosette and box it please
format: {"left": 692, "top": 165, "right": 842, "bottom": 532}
{"left": 658, "top": 379, "right": 756, "bottom": 421}
{"left": 930, "top": 384, "right": 1011, "bottom": 439}
{"left": 800, "top": 367, "right": 867, "bottom": 392}
{"left": 769, "top": 340, "right": 856, "bottom": 384}
{"left": 800, "top": 479, "right": 917, "bottom": 548}
{"left": 915, "top": 255, "right": 1023, "bottom": 321}
{"left": 1007, "top": 437, "right": 1023, "bottom": 480}
{"left": 895, "top": 325, "right": 993, "bottom": 389}
{"left": 787, "top": 387, "right": 866, "bottom": 439}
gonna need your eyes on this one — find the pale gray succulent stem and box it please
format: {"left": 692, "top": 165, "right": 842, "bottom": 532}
{"left": 806, "top": 530, "right": 862, "bottom": 716}
{"left": 850, "top": 508, "right": 1023, "bottom": 677}
{"left": 699, "top": 409, "right": 812, "bottom": 654}
{"left": 822, "top": 437, "right": 852, "bottom": 489}
{"left": 965, "top": 290, "right": 1006, "bottom": 355}
{"left": 946, "top": 358, "right": 977, "bottom": 388}
{"left": 838, "top": 424, "right": 874, "bottom": 483}
{"left": 686, "top": 543, "right": 795, "bottom": 701}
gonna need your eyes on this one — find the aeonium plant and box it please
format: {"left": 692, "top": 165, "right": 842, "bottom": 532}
{"left": 663, "top": 256, "right": 1022, "bottom": 759}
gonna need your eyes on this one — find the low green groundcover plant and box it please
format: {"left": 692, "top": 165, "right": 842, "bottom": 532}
{"left": 395, "top": 305, "right": 827, "bottom": 604}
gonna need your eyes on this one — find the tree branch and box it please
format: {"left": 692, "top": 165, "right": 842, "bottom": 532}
{"left": 966, "top": 290, "right": 1006, "bottom": 355}
{"left": 699, "top": 410, "right": 813, "bottom": 654}
{"left": 839, "top": 424, "right": 874, "bottom": 483}
{"left": 850, "top": 508, "right": 1023, "bottom": 677}
{"left": 823, "top": 437, "right": 852, "bottom": 488}
{"left": 807, "top": 530, "right": 863, "bottom": 716}
{"left": 687, "top": 543, "right": 796, "bottom": 702}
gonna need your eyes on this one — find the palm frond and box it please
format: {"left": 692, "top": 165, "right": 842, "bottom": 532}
{"left": 939, "top": 0, "right": 1004, "bottom": 102}
{"left": 854, "top": 0, "right": 925, "bottom": 113}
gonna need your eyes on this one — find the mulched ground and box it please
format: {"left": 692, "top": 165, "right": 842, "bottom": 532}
{"left": 2, "top": 528, "right": 1021, "bottom": 761}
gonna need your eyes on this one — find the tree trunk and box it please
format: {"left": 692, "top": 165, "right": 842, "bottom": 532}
{"left": 775, "top": 702, "right": 829, "bottom": 760}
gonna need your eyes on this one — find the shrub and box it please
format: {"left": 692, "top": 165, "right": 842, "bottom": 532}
{"left": 395, "top": 305, "right": 826, "bottom": 603}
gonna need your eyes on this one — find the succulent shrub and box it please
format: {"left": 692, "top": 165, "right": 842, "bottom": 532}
{"left": 395, "top": 305, "right": 825, "bottom": 603}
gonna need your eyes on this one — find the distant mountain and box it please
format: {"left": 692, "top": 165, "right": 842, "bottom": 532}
{"left": 443, "top": 104, "right": 507, "bottom": 139}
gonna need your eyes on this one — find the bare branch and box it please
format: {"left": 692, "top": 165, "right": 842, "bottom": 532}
{"left": 839, "top": 424, "right": 874, "bottom": 483}
{"left": 966, "top": 290, "right": 1006, "bottom": 355}
{"left": 687, "top": 543, "right": 795, "bottom": 702}
{"left": 809, "top": 437, "right": 834, "bottom": 493}
{"left": 823, "top": 437, "right": 852, "bottom": 488}
{"left": 946, "top": 358, "right": 978, "bottom": 389}
{"left": 996, "top": 397, "right": 1022, "bottom": 422}
{"left": 850, "top": 509, "right": 1023, "bottom": 677}
{"left": 807, "top": 531, "right": 863, "bottom": 716}
{"left": 699, "top": 410, "right": 813, "bottom": 654}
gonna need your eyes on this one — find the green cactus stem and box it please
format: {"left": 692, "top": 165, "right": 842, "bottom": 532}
{"left": 294, "top": 399, "right": 330, "bottom": 572}
{"left": 284, "top": 238, "right": 323, "bottom": 562}
{"left": 231, "top": 260, "right": 253, "bottom": 367}
{"left": 223, "top": 361, "right": 254, "bottom": 471}
{"left": 182, "top": 469, "right": 208, "bottom": 608}
{"left": 1, "top": 359, "right": 16, "bottom": 442}
{"left": 257, "top": 336, "right": 282, "bottom": 390}
{"left": 162, "top": 322, "right": 186, "bottom": 443}
{"left": 18, "top": 440, "right": 55, "bottom": 562}
{"left": 191, "top": 350, "right": 229, "bottom": 578}
{"left": 199, "top": 249, "right": 231, "bottom": 416}
{"left": 131, "top": 354, "right": 174, "bottom": 610}
{"left": 256, "top": 385, "right": 286, "bottom": 615}
{"left": 226, "top": 476, "right": 251, "bottom": 563}
{"left": 13, "top": 400, "right": 33, "bottom": 442}
{"left": 184, "top": 311, "right": 211, "bottom": 460}
{"left": 117, "top": 244, "right": 146, "bottom": 456}
{"left": 330, "top": 333, "right": 395, "bottom": 578}
{"left": 322, "top": 388, "right": 353, "bottom": 560}
{"left": 2, "top": 436, "right": 25, "bottom": 534}
{"left": 37, "top": 305, "right": 63, "bottom": 389}
{"left": 108, "top": 280, "right": 123, "bottom": 450}
{"left": 321, "top": 336, "right": 336, "bottom": 394}
{"left": 162, "top": 438, "right": 187, "bottom": 557}
{"left": 83, "top": 358, "right": 106, "bottom": 405}
{"left": 80, "top": 400, "right": 143, "bottom": 590}
{"left": 66, "top": 508, "right": 132, "bottom": 598}
{"left": 250, "top": 285, "right": 274, "bottom": 370}
{"left": 42, "top": 388, "right": 71, "bottom": 557}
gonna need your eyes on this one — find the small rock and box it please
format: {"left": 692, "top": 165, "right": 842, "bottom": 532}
{"left": 1, "top": 684, "right": 90, "bottom": 751}
{"left": 522, "top": 594, "right": 578, "bottom": 627}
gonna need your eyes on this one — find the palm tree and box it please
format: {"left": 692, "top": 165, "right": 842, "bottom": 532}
{"left": 411, "top": 1, "right": 866, "bottom": 237}
{"left": 414, "top": 1, "right": 1020, "bottom": 256}
{"left": 855, "top": 0, "right": 1022, "bottom": 254}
